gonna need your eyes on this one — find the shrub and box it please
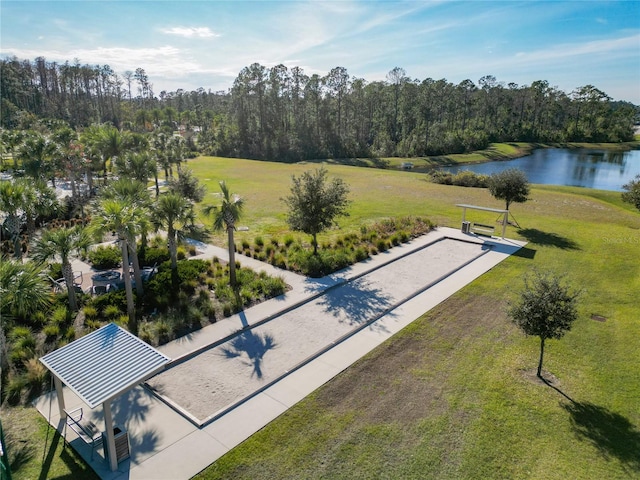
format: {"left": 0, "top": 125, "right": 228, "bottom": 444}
{"left": 51, "top": 305, "right": 71, "bottom": 325}
{"left": 89, "top": 289, "right": 128, "bottom": 313}
{"left": 177, "top": 246, "right": 187, "bottom": 260}
{"left": 429, "top": 170, "right": 453, "bottom": 185}
{"left": 24, "top": 357, "right": 48, "bottom": 394}
{"left": 63, "top": 326, "right": 75, "bottom": 342}
{"left": 103, "top": 305, "right": 121, "bottom": 320}
{"left": 283, "top": 235, "right": 295, "bottom": 247}
{"left": 241, "top": 239, "right": 251, "bottom": 250}
{"left": 156, "top": 320, "right": 171, "bottom": 344}
{"left": 254, "top": 236, "right": 264, "bottom": 247}
{"left": 376, "top": 239, "right": 390, "bottom": 252}
{"left": 10, "top": 327, "right": 36, "bottom": 363}
{"left": 452, "top": 170, "right": 489, "bottom": 188}
{"left": 43, "top": 324, "right": 60, "bottom": 341}
{"left": 30, "top": 311, "right": 47, "bottom": 328}
{"left": 142, "top": 246, "right": 170, "bottom": 267}
{"left": 354, "top": 247, "right": 369, "bottom": 262}
{"left": 4, "top": 374, "right": 27, "bottom": 405}
{"left": 188, "top": 245, "right": 197, "bottom": 256}
{"left": 83, "top": 305, "right": 98, "bottom": 320}
{"left": 88, "top": 245, "right": 121, "bottom": 269}
{"left": 138, "top": 322, "right": 154, "bottom": 344}
{"left": 85, "top": 319, "right": 102, "bottom": 331}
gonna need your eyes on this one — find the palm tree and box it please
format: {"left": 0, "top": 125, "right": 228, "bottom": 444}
{"left": 0, "top": 258, "right": 51, "bottom": 320}
{"left": 101, "top": 179, "right": 151, "bottom": 297}
{"left": 17, "top": 131, "right": 59, "bottom": 185}
{"left": 151, "top": 131, "right": 172, "bottom": 181}
{"left": 22, "top": 179, "right": 59, "bottom": 235}
{"left": 0, "top": 180, "right": 27, "bottom": 259}
{"left": 81, "top": 124, "right": 130, "bottom": 181}
{"left": 120, "top": 151, "right": 159, "bottom": 193}
{"left": 153, "top": 192, "right": 194, "bottom": 273}
{"left": 205, "top": 181, "right": 244, "bottom": 286}
{"left": 90, "top": 198, "right": 143, "bottom": 332}
{"left": 31, "top": 226, "right": 91, "bottom": 311}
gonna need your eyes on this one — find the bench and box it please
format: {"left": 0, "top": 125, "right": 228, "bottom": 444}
{"left": 471, "top": 222, "right": 495, "bottom": 236}
{"left": 64, "top": 407, "right": 103, "bottom": 460}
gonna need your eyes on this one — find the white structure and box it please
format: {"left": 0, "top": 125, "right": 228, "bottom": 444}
{"left": 40, "top": 323, "right": 170, "bottom": 472}
{"left": 456, "top": 204, "right": 509, "bottom": 239}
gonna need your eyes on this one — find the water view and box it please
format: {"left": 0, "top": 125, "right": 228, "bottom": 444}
{"left": 442, "top": 148, "right": 640, "bottom": 191}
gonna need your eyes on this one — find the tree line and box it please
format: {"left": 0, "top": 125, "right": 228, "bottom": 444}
{"left": 1, "top": 57, "right": 637, "bottom": 162}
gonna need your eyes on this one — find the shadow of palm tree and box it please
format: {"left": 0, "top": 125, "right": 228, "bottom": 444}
{"left": 563, "top": 401, "right": 640, "bottom": 472}
{"left": 517, "top": 228, "right": 580, "bottom": 250}
{"left": 316, "top": 277, "right": 395, "bottom": 330}
{"left": 220, "top": 330, "right": 278, "bottom": 379}
{"left": 92, "top": 387, "right": 154, "bottom": 427}
{"left": 127, "top": 427, "right": 161, "bottom": 461}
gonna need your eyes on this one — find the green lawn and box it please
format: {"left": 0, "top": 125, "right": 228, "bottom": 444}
{"left": 5, "top": 156, "right": 639, "bottom": 479}
{"left": 188, "top": 157, "right": 639, "bottom": 479}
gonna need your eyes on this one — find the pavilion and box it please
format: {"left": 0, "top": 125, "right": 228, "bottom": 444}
{"left": 39, "top": 323, "right": 170, "bottom": 472}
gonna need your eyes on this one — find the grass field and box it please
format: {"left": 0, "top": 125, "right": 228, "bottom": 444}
{"left": 4, "top": 155, "right": 639, "bottom": 479}
{"left": 186, "top": 157, "right": 640, "bottom": 479}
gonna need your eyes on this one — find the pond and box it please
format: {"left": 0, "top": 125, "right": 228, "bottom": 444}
{"left": 441, "top": 148, "right": 640, "bottom": 191}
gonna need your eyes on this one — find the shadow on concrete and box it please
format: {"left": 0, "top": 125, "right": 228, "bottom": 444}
{"left": 220, "top": 330, "right": 278, "bottom": 379}
{"left": 316, "top": 277, "right": 395, "bottom": 329}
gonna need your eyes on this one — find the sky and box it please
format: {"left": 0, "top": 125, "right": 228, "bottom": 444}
{"left": 1, "top": 0, "right": 639, "bottom": 104}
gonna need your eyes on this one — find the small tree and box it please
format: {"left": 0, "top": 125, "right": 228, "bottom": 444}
{"left": 621, "top": 174, "right": 640, "bottom": 212}
{"left": 282, "top": 167, "right": 350, "bottom": 255}
{"left": 508, "top": 271, "right": 581, "bottom": 378}
{"left": 488, "top": 168, "right": 530, "bottom": 210}
{"left": 168, "top": 168, "right": 206, "bottom": 203}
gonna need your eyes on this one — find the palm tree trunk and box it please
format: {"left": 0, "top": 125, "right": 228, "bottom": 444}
{"left": 128, "top": 237, "right": 143, "bottom": 297}
{"left": 86, "top": 167, "right": 94, "bottom": 197}
{"left": 120, "top": 237, "right": 136, "bottom": 333}
{"left": 537, "top": 337, "right": 546, "bottom": 378}
{"left": 7, "top": 215, "right": 22, "bottom": 260}
{"left": 228, "top": 226, "right": 237, "bottom": 286}
{"left": 62, "top": 259, "right": 78, "bottom": 311}
{"left": 168, "top": 227, "right": 178, "bottom": 272}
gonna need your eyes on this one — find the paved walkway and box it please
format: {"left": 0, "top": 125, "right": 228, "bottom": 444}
{"left": 34, "top": 227, "right": 525, "bottom": 480}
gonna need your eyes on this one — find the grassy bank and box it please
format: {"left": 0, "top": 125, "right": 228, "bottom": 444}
{"left": 5, "top": 157, "right": 639, "bottom": 479}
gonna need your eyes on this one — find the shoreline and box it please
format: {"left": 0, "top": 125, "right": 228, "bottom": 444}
{"left": 381, "top": 140, "right": 640, "bottom": 171}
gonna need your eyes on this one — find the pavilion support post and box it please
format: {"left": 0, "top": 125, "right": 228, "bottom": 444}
{"left": 501, "top": 211, "right": 507, "bottom": 239}
{"left": 103, "top": 401, "right": 118, "bottom": 471}
{"left": 53, "top": 376, "right": 66, "bottom": 419}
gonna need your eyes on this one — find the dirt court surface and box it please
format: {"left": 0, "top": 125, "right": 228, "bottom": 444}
{"left": 147, "top": 238, "right": 487, "bottom": 422}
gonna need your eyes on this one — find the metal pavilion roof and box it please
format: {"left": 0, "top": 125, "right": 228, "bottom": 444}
{"left": 40, "top": 323, "right": 170, "bottom": 409}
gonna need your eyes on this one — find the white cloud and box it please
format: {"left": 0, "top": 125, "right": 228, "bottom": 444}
{"left": 0, "top": 45, "right": 219, "bottom": 78}
{"left": 512, "top": 33, "right": 640, "bottom": 64}
{"left": 161, "top": 27, "right": 219, "bottom": 38}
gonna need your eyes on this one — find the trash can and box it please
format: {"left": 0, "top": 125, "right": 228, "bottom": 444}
{"left": 461, "top": 221, "right": 471, "bottom": 234}
{"left": 103, "top": 426, "right": 130, "bottom": 463}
